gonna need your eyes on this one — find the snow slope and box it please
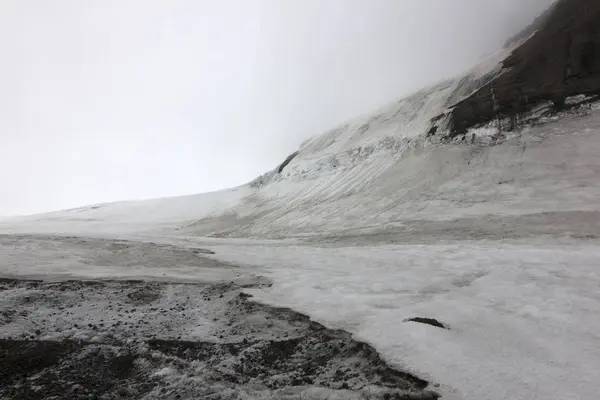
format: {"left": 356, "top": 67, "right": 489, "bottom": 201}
{"left": 4, "top": 30, "right": 599, "bottom": 240}
{"left": 4, "top": 104, "right": 600, "bottom": 242}
{"left": 0, "top": 33, "right": 531, "bottom": 236}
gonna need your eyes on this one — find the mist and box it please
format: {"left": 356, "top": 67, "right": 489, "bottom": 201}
{"left": 1, "top": 0, "right": 555, "bottom": 216}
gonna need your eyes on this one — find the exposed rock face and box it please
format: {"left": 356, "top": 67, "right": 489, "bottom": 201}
{"left": 277, "top": 150, "right": 300, "bottom": 173}
{"left": 444, "top": 0, "right": 600, "bottom": 136}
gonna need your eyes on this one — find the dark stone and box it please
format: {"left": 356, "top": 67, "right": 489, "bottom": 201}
{"left": 405, "top": 317, "right": 447, "bottom": 330}
{"left": 193, "top": 248, "right": 215, "bottom": 255}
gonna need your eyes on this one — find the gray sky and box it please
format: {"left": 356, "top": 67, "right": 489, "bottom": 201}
{"left": 1, "top": 0, "right": 555, "bottom": 216}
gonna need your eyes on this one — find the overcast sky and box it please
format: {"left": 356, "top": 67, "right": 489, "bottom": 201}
{"left": 1, "top": 0, "right": 555, "bottom": 216}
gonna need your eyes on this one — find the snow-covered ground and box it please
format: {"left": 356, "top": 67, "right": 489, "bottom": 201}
{"left": 2, "top": 233, "right": 599, "bottom": 399}
{"left": 204, "top": 241, "right": 600, "bottom": 400}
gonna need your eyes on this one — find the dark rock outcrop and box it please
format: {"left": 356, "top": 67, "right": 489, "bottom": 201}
{"left": 440, "top": 0, "right": 600, "bottom": 137}
{"left": 277, "top": 150, "right": 299, "bottom": 173}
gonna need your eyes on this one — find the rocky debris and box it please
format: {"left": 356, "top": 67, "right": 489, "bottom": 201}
{"left": 404, "top": 318, "right": 448, "bottom": 330}
{"left": 435, "top": 0, "right": 600, "bottom": 138}
{"left": 0, "top": 340, "right": 142, "bottom": 399}
{"left": 126, "top": 283, "right": 163, "bottom": 305}
{"left": 0, "top": 279, "right": 437, "bottom": 399}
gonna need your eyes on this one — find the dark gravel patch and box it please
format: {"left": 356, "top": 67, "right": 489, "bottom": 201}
{"left": 0, "top": 278, "right": 439, "bottom": 400}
